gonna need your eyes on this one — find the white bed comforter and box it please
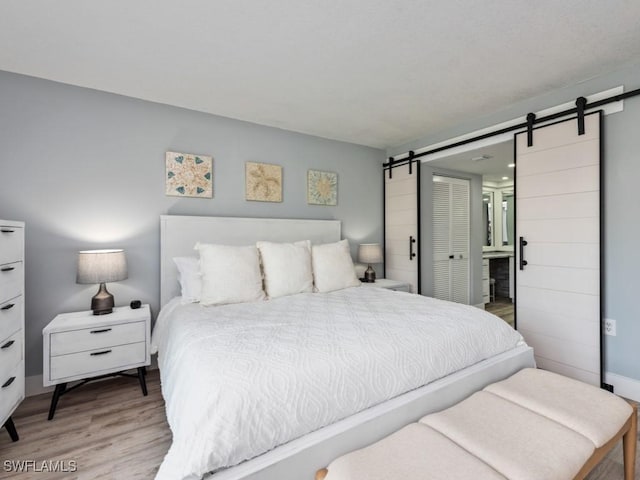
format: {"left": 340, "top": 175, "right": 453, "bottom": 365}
{"left": 152, "top": 287, "right": 523, "bottom": 480}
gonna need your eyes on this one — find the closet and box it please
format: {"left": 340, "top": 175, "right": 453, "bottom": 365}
{"left": 432, "top": 176, "right": 470, "bottom": 304}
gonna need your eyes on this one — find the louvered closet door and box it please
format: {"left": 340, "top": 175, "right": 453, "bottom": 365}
{"left": 432, "top": 176, "right": 470, "bottom": 304}
{"left": 515, "top": 112, "right": 601, "bottom": 386}
{"left": 384, "top": 161, "right": 419, "bottom": 293}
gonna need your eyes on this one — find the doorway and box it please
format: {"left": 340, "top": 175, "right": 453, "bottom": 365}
{"left": 423, "top": 140, "right": 515, "bottom": 328}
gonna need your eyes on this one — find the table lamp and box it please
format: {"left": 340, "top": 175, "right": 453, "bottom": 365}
{"left": 76, "top": 249, "right": 128, "bottom": 315}
{"left": 358, "top": 243, "right": 383, "bottom": 283}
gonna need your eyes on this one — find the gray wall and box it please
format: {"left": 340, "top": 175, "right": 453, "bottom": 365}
{"left": 419, "top": 166, "right": 483, "bottom": 305}
{"left": 390, "top": 62, "right": 640, "bottom": 382}
{"left": 0, "top": 71, "right": 384, "bottom": 377}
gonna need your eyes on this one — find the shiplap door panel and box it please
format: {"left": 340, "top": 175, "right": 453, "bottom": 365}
{"left": 432, "top": 176, "right": 470, "bottom": 304}
{"left": 515, "top": 112, "right": 601, "bottom": 386}
{"left": 385, "top": 162, "right": 419, "bottom": 293}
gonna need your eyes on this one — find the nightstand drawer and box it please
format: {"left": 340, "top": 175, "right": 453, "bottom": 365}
{"left": 50, "top": 321, "right": 146, "bottom": 356}
{"left": 0, "top": 363, "right": 24, "bottom": 421}
{"left": 0, "top": 262, "right": 23, "bottom": 304}
{"left": 0, "top": 331, "right": 22, "bottom": 383}
{"left": 0, "top": 227, "right": 23, "bottom": 266}
{"left": 0, "top": 296, "right": 23, "bottom": 343}
{"left": 50, "top": 342, "right": 146, "bottom": 381}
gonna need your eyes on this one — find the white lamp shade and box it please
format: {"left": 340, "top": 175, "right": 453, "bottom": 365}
{"left": 76, "top": 249, "right": 128, "bottom": 284}
{"left": 358, "top": 243, "right": 383, "bottom": 264}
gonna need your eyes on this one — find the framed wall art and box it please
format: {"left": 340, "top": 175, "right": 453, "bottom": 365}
{"left": 165, "top": 151, "right": 213, "bottom": 198}
{"left": 307, "top": 169, "right": 337, "bottom": 206}
{"left": 245, "top": 162, "right": 283, "bottom": 202}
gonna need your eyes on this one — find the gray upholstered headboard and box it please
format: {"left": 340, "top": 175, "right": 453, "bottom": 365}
{"left": 160, "top": 215, "right": 341, "bottom": 307}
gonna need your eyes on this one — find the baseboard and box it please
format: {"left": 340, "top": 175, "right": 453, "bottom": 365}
{"left": 604, "top": 372, "right": 640, "bottom": 403}
{"left": 25, "top": 358, "right": 159, "bottom": 397}
{"left": 25, "top": 374, "right": 54, "bottom": 397}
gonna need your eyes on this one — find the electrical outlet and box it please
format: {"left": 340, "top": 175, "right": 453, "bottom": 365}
{"left": 604, "top": 318, "right": 616, "bottom": 336}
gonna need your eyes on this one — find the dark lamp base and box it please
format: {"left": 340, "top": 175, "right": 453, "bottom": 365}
{"left": 363, "top": 265, "right": 376, "bottom": 283}
{"left": 91, "top": 283, "right": 114, "bottom": 315}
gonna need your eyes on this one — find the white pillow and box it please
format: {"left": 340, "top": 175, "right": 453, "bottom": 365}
{"left": 195, "top": 243, "right": 266, "bottom": 306}
{"left": 173, "top": 256, "right": 202, "bottom": 304}
{"left": 311, "top": 239, "right": 361, "bottom": 293}
{"left": 257, "top": 240, "right": 313, "bottom": 299}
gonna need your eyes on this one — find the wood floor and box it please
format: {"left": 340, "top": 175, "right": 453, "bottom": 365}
{"left": 486, "top": 296, "right": 515, "bottom": 327}
{"left": 0, "top": 369, "right": 637, "bottom": 479}
{"left": 0, "top": 370, "right": 170, "bottom": 479}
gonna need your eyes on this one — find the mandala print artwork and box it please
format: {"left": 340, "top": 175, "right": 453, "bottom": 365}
{"left": 245, "top": 162, "right": 283, "bottom": 202}
{"left": 165, "top": 152, "right": 213, "bottom": 198}
{"left": 307, "top": 170, "right": 337, "bottom": 206}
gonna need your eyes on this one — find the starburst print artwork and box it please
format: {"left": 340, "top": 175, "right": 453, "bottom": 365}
{"left": 307, "top": 170, "right": 337, "bottom": 206}
{"left": 165, "top": 152, "right": 213, "bottom": 198}
{"left": 245, "top": 162, "right": 283, "bottom": 202}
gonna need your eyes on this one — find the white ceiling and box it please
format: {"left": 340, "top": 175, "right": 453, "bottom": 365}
{"left": 2, "top": 1, "right": 640, "bottom": 149}
{"left": 426, "top": 141, "right": 514, "bottom": 183}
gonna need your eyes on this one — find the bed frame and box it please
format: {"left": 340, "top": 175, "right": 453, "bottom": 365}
{"left": 158, "top": 214, "right": 535, "bottom": 480}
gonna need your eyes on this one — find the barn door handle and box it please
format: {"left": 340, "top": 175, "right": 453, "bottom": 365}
{"left": 409, "top": 236, "right": 417, "bottom": 260}
{"left": 519, "top": 236, "right": 528, "bottom": 270}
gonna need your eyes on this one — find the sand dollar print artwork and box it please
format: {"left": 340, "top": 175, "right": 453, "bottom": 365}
{"left": 165, "top": 152, "right": 213, "bottom": 198}
{"left": 245, "top": 162, "right": 283, "bottom": 202}
{"left": 307, "top": 170, "right": 337, "bottom": 206}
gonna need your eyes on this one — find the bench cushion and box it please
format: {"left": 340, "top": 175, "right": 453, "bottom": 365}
{"left": 324, "top": 423, "right": 507, "bottom": 480}
{"left": 420, "top": 391, "right": 595, "bottom": 480}
{"left": 484, "top": 368, "right": 632, "bottom": 448}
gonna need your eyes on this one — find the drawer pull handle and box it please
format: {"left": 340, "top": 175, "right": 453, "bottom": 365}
{"left": 90, "top": 328, "right": 112, "bottom": 334}
{"left": 1, "top": 340, "right": 14, "bottom": 349}
{"left": 1, "top": 267, "right": 15, "bottom": 272}
{"left": 0, "top": 229, "right": 15, "bottom": 233}
{"left": 2, "top": 376, "right": 15, "bottom": 388}
{"left": 90, "top": 349, "right": 112, "bottom": 356}
{"left": 1, "top": 303, "right": 15, "bottom": 311}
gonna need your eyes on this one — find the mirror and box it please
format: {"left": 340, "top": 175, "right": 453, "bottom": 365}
{"left": 501, "top": 190, "right": 514, "bottom": 246}
{"left": 482, "top": 191, "right": 493, "bottom": 247}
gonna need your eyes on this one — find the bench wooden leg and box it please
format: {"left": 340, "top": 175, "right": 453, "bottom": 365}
{"left": 623, "top": 403, "right": 637, "bottom": 480}
{"left": 315, "top": 468, "right": 328, "bottom": 480}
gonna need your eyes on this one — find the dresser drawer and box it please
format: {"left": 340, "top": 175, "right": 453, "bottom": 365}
{"left": 50, "top": 342, "right": 146, "bottom": 382}
{"left": 0, "top": 331, "right": 22, "bottom": 383}
{"left": 0, "top": 363, "right": 24, "bottom": 423}
{"left": 50, "top": 320, "right": 146, "bottom": 356}
{"left": 0, "top": 296, "right": 23, "bottom": 343}
{"left": 0, "top": 227, "right": 23, "bottom": 266}
{"left": 0, "top": 262, "right": 23, "bottom": 304}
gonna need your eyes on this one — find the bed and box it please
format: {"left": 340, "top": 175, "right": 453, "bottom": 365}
{"left": 153, "top": 215, "right": 535, "bottom": 480}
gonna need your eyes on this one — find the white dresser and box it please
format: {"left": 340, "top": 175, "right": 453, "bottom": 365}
{"left": 0, "top": 220, "right": 25, "bottom": 442}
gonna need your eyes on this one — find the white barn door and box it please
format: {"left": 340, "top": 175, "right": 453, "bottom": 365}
{"left": 515, "top": 112, "right": 602, "bottom": 386}
{"left": 432, "top": 175, "right": 470, "bottom": 304}
{"left": 384, "top": 160, "right": 420, "bottom": 293}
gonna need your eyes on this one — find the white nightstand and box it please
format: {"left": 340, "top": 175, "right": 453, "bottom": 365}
{"left": 360, "top": 278, "right": 411, "bottom": 292}
{"left": 42, "top": 304, "right": 151, "bottom": 420}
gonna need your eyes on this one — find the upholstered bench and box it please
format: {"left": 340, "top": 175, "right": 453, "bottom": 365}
{"left": 316, "top": 368, "right": 637, "bottom": 480}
